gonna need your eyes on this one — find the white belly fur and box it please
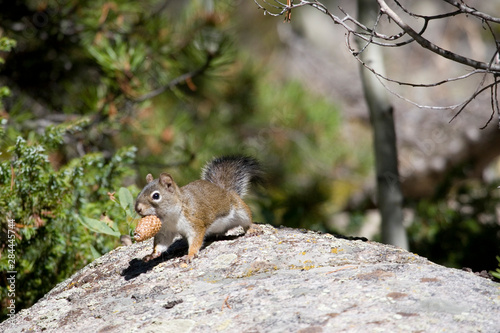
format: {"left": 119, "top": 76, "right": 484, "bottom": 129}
{"left": 206, "top": 207, "right": 251, "bottom": 236}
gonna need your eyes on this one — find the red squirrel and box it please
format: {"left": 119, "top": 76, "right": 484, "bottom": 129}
{"left": 134, "top": 156, "right": 261, "bottom": 261}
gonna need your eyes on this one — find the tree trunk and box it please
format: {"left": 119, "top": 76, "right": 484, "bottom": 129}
{"left": 357, "top": 0, "right": 408, "bottom": 249}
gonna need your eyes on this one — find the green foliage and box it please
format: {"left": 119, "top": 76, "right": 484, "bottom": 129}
{"left": 0, "top": 37, "right": 16, "bottom": 110}
{"left": 491, "top": 256, "right": 500, "bottom": 280}
{"left": 0, "top": 122, "right": 137, "bottom": 321}
{"left": 79, "top": 187, "right": 138, "bottom": 237}
{"left": 408, "top": 180, "right": 500, "bottom": 272}
{"left": 79, "top": 216, "right": 121, "bottom": 237}
{"left": 249, "top": 80, "right": 372, "bottom": 229}
{"left": 0, "top": 37, "right": 16, "bottom": 62}
{"left": 118, "top": 187, "right": 136, "bottom": 218}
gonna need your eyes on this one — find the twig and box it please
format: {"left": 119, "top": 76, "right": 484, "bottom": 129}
{"left": 10, "top": 164, "right": 15, "bottom": 191}
{"left": 376, "top": 0, "right": 500, "bottom": 73}
{"left": 221, "top": 295, "right": 232, "bottom": 310}
{"left": 326, "top": 265, "right": 357, "bottom": 274}
{"left": 448, "top": 79, "right": 495, "bottom": 123}
{"left": 441, "top": 0, "right": 500, "bottom": 24}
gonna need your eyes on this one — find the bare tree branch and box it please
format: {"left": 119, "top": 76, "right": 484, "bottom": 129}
{"left": 254, "top": 0, "right": 500, "bottom": 127}
{"left": 441, "top": 0, "right": 500, "bottom": 24}
{"left": 376, "top": 0, "right": 500, "bottom": 73}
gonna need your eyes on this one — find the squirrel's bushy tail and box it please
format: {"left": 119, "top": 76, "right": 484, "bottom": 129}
{"left": 201, "top": 155, "right": 262, "bottom": 197}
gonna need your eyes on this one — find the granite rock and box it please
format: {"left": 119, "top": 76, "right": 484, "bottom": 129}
{"left": 2, "top": 224, "right": 499, "bottom": 332}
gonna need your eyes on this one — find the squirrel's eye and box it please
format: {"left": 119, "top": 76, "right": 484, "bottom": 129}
{"left": 151, "top": 191, "right": 161, "bottom": 201}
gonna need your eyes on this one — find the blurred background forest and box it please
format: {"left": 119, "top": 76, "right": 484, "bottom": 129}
{"left": 1, "top": 0, "right": 500, "bottom": 321}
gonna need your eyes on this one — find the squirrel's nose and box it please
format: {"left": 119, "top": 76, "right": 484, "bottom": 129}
{"left": 135, "top": 203, "right": 143, "bottom": 215}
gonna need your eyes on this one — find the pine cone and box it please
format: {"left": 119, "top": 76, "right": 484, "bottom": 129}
{"left": 134, "top": 215, "right": 162, "bottom": 242}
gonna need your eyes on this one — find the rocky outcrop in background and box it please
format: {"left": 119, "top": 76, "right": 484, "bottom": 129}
{"left": 2, "top": 224, "right": 499, "bottom": 332}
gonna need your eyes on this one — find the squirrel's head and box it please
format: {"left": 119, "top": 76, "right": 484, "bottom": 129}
{"left": 135, "top": 173, "right": 180, "bottom": 217}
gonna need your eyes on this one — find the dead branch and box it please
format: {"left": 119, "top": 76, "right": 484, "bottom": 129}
{"left": 254, "top": 0, "right": 500, "bottom": 127}
{"left": 376, "top": 0, "right": 500, "bottom": 72}
{"left": 441, "top": 0, "right": 500, "bottom": 24}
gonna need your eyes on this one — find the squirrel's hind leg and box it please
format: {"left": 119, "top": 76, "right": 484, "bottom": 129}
{"left": 240, "top": 201, "right": 254, "bottom": 233}
{"left": 237, "top": 203, "right": 262, "bottom": 237}
{"left": 244, "top": 223, "right": 264, "bottom": 237}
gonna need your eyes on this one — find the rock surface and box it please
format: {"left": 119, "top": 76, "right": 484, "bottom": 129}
{"left": 2, "top": 224, "right": 499, "bottom": 332}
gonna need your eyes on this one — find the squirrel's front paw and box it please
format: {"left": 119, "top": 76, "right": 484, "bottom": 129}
{"left": 180, "top": 253, "right": 197, "bottom": 263}
{"left": 143, "top": 251, "right": 161, "bottom": 262}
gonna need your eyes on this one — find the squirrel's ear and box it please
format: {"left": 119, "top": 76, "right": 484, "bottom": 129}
{"left": 159, "top": 173, "right": 175, "bottom": 191}
{"left": 146, "top": 174, "right": 154, "bottom": 183}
